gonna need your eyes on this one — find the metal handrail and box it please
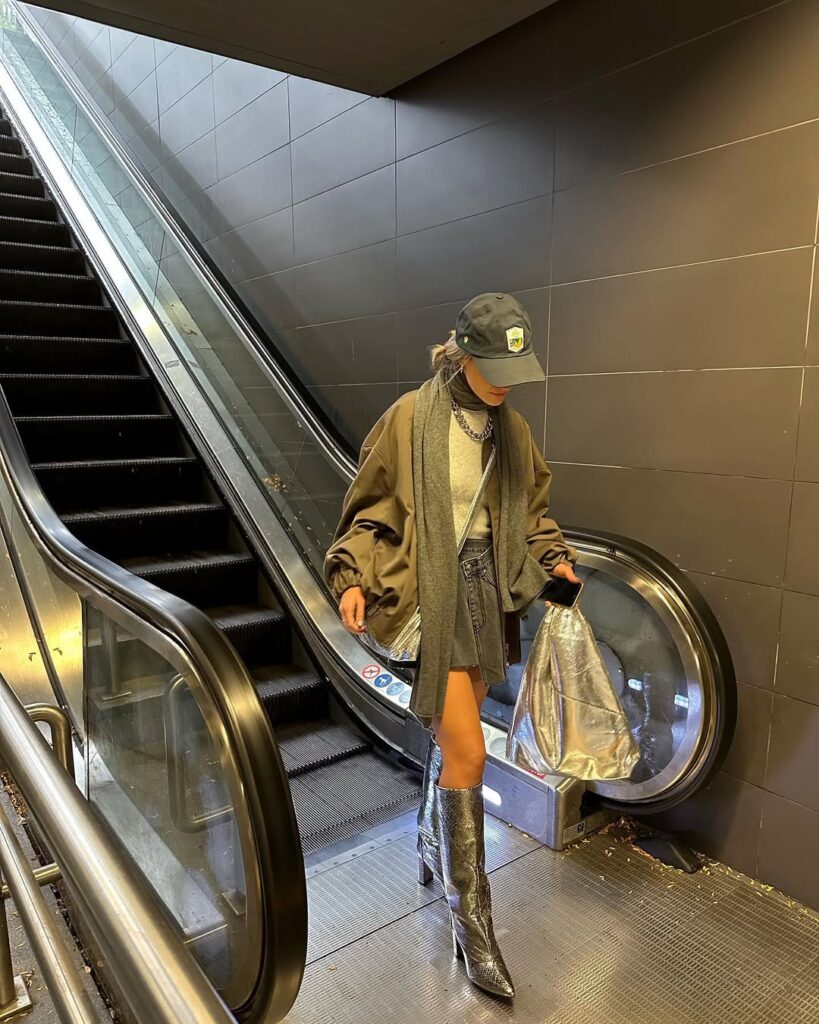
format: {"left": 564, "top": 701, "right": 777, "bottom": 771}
{"left": 0, "top": 678, "right": 236, "bottom": 1024}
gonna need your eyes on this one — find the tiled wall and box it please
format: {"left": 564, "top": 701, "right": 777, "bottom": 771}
{"left": 28, "top": 0, "right": 819, "bottom": 908}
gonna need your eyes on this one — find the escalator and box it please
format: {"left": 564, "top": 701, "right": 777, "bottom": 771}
{"left": 0, "top": 102, "right": 420, "bottom": 857}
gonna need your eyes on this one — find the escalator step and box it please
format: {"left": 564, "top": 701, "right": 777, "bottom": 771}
{"left": 0, "top": 137, "right": 23, "bottom": 156}
{"left": 0, "top": 155, "right": 33, "bottom": 176}
{"left": 0, "top": 172, "right": 44, "bottom": 198}
{"left": 252, "top": 665, "right": 328, "bottom": 726}
{"left": 0, "top": 373, "right": 157, "bottom": 415}
{"left": 121, "top": 551, "right": 258, "bottom": 608}
{"left": 15, "top": 413, "right": 179, "bottom": 460}
{"left": 206, "top": 604, "right": 291, "bottom": 666}
{"left": 276, "top": 720, "right": 370, "bottom": 778}
{"left": 0, "top": 301, "right": 119, "bottom": 336}
{"left": 33, "top": 456, "right": 203, "bottom": 514}
{"left": 0, "top": 192, "right": 57, "bottom": 220}
{"left": 0, "top": 119, "right": 12, "bottom": 137}
{"left": 289, "top": 751, "right": 421, "bottom": 853}
{"left": 0, "top": 215, "right": 68, "bottom": 245}
{"left": 0, "top": 336, "right": 137, "bottom": 374}
{"left": 62, "top": 502, "right": 229, "bottom": 558}
{"left": 0, "top": 242, "right": 85, "bottom": 274}
{"left": 0, "top": 269, "right": 100, "bottom": 304}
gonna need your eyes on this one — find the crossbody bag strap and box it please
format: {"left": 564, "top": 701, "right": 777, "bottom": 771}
{"left": 455, "top": 444, "right": 496, "bottom": 552}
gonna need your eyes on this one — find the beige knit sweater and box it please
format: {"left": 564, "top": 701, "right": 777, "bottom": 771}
{"left": 449, "top": 407, "right": 492, "bottom": 541}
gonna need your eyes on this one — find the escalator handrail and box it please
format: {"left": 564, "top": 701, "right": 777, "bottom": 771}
{"left": 13, "top": 0, "right": 359, "bottom": 479}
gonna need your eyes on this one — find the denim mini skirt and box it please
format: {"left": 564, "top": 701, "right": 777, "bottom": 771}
{"left": 450, "top": 538, "right": 508, "bottom": 686}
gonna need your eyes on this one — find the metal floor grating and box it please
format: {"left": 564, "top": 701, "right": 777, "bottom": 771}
{"left": 285, "top": 821, "right": 819, "bottom": 1023}
{"left": 290, "top": 751, "right": 423, "bottom": 855}
{"left": 305, "top": 812, "right": 537, "bottom": 963}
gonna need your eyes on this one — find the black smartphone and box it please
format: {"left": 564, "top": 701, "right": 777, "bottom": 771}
{"left": 539, "top": 576, "right": 583, "bottom": 608}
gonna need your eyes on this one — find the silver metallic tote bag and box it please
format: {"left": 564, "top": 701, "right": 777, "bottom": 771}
{"left": 506, "top": 602, "right": 640, "bottom": 781}
{"left": 364, "top": 446, "right": 496, "bottom": 664}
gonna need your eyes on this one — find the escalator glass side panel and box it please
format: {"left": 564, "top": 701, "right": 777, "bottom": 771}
{"left": 0, "top": 13, "right": 349, "bottom": 585}
{"left": 83, "top": 601, "right": 255, "bottom": 997}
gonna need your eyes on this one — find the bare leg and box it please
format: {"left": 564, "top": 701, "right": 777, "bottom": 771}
{"left": 433, "top": 667, "right": 487, "bottom": 790}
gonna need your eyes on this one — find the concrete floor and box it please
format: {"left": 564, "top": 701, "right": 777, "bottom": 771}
{"left": 286, "top": 812, "right": 819, "bottom": 1024}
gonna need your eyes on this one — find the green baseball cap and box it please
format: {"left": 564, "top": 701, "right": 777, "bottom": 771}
{"left": 454, "top": 292, "right": 545, "bottom": 387}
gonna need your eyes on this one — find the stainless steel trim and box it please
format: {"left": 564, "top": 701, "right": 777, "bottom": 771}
{"left": 0, "top": 677, "right": 235, "bottom": 1024}
{"left": 0, "top": 862, "right": 62, "bottom": 901}
{"left": 165, "top": 676, "right": 231, "bottom": 833}
{"left": 25, "top": 704, "right": 73, "bottom": 780}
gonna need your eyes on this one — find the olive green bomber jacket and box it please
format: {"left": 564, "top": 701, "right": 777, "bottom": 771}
{"left": 323, "top": 389, "right": 578, "bottom": 663}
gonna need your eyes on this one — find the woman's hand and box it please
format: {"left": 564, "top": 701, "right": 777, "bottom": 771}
{"left": 339, "top": 586, "right": 367, "bottom": 634}
{"left": 551, "top": 559, "right": 581, "bottom": 585}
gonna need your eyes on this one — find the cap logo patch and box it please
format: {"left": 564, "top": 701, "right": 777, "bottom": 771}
{"left": 506, "top": 326, "right": 524, "bottom": 353}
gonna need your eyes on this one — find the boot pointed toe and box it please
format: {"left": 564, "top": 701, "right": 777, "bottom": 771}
{"left": 436, "top": 782, "right": 516, "bottom": 1001}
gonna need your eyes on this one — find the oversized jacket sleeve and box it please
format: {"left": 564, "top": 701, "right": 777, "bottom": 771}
{"left": 525, "top": 427, "right": 579, "bottom": 574}
{"left": 323, "top": 412, "right": 402, "bottom": 600}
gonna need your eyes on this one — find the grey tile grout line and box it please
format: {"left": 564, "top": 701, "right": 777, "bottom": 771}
{"left": 757, "top": 187, "right": 819, "bottom": 872}
{"left": 552, "top": 0, "right": 792, "bottom": 102}
{"left": 547, "top": 457, "right": 804, "bottom": 485}
{"left": 280, "top": 102, "right": 819, "bottom": 243}
{"left": 379, "top": 1, "right": 792, "bottom": 170}
{"left": 547, "top": 363, "right": 818, "bottom": 376}
{"left": 285, "top": 76, "right": 295, "bottom": 270}
{"left": 236, "top": 198, "right": 813, "bottom": 286}
{"left": 542, "top": 58, "right": 558, "bottom": 457}
{"left": 393, "top": 93, "right": 399, "bottom": 398}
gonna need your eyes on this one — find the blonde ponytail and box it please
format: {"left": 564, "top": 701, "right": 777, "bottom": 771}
{"left": 429, "top": 331, "right": 468, "bottom": 376}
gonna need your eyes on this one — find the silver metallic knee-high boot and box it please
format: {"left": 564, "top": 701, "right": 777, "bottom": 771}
{"left": 436, "top": 783, "right": 515, "bottom": 999}
{"left": 416, "top": 735, "right": 443, "bottom": 884}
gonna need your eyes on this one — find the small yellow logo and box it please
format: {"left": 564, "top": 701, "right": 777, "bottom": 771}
{"left": 506, "top": 326, "right": 524, "bottom": 353}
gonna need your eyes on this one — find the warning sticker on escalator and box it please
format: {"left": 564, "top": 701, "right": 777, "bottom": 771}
{"left": 361, "top": 664, "right": 381, "bottom": 680}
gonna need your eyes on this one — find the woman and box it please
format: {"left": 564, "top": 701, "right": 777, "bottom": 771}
{"left": 324, "top": 292, "right": 580, "bottom": 1000}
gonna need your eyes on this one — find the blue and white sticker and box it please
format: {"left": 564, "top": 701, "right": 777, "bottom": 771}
{"left": 373, "top": 673, "right": 393, "bottom": 688}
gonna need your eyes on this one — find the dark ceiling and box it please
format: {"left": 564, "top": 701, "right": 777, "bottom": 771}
{"left": 30, "top": 0, "right": 558, "bottom": 95}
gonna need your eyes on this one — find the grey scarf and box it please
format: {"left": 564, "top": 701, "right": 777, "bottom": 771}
{"left": 409, "top": 368, "right": 548, "bottom": 727}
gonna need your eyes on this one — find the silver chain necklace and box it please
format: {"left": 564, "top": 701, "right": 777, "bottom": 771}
{"left": 451, "top": 396, "right": 493, "bottom": 442}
